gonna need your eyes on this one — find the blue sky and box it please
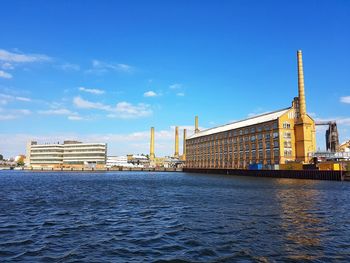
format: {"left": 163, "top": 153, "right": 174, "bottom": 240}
{"left": 0, "top": 0, "right": 349, "bottom": 158}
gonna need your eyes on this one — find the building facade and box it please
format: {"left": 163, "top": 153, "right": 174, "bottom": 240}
{"left": 26, "top": 140, "right": 107, "bottom": 169}
{"left": 186, "top": 50, "right": 316, "bottom": 169}
{"left": 106, "top": 156, "right": 133, "bottom": 168}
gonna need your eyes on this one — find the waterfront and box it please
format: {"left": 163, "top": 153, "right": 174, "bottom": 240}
{"left": 1, "top": 171, "right": 350, "bottom": 262}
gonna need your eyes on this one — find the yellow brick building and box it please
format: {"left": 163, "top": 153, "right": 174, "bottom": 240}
{"left": 186, "top": 50, "right": 316, "bottom": 169}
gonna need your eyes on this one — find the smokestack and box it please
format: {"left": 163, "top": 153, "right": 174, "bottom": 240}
{"left": 183, "top": 129, "right": 187, "bottom": 160}
{"left": 150, "top": 127, "right": 155, "bottom": 161}
{"left": 297, "top": 50, "right": 307, "bottom": 119}
{"left": 195, "top": 116, "right": 199, "bottom": 133}
{"left": 174, "top": 126, "right": 179, "bottom": 158}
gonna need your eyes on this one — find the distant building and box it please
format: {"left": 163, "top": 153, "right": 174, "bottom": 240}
{"left": 26, "top": 140, "right": 107, "bottom": 169}
{"left": 339, "top": 140, "right": 350, "bottom": 152}
{"left": 106, "top": 156, "right": 133, "bottom": 168}
{"left": 127, "top": 154, "right": 149, "bottom": 167}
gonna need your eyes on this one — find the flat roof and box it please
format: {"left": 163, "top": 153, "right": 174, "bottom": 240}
{"left": 188, "top": 107, "right": 290, "bottom": 139}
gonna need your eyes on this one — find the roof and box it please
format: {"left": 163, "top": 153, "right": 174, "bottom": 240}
{"left": 188, "top": 107, "right": 290, "bottom": 139}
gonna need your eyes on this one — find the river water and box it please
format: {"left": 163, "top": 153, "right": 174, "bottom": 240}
{"left": 0, "top": 171, "right": 349, "bottom": 262}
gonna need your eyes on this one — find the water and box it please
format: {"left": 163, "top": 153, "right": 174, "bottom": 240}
{"left": 0, "top": 171, "right": 349, "bottom": 262}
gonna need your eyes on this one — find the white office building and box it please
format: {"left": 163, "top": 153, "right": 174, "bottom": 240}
{"left": 26, "top": 140, "right": 107, "bottom": 168}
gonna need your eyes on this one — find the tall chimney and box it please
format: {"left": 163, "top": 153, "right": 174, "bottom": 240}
{"left": 183, "top": 129, "right": 187, "bottom": 160}
{"left": 297, "top": 50, "right": 307, "bottom": 119}
{"left": 195, "top": 116, "right": 199, "bottom": 133}
{"left": 150, "top": 127, "right": 155, "bottom": 161}
{"left": 174, "top": 126, "right": 179, "bottom": 158}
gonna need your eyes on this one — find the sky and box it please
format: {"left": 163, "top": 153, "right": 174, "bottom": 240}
{"left": 0, "top": 0, "right": 349, "bottom": 158}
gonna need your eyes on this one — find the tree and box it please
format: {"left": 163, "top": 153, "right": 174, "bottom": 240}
{"left": 0, "top": 154, "right": 3, "bottom": 161}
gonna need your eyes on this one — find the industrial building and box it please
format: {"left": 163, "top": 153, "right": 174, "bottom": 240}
{"left": 148, "top": 126, "right": 186, "bottom": 168}
{"left": 186, "top": 50, "right": 316, "bottom": 169}
{"left": 26, "top": 140, "right": 107, "bottom": 169}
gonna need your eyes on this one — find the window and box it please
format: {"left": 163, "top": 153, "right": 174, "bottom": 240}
{"left": 266, "top": 150, "right": 271, "bottom": 158}
{"left": 283, "top": 122, "right": 291, "bottom": 129}
{"left": 284, "top": 150, "right": 292, "bottom": 157}
{"left": 273, "top": 132, "right": 279, "bottom": 138}
{"left": 284, "top": 141, "right": 292, "bottom": 148}
{"left": 284, "top": 132, "right": 291, "bottom": 139}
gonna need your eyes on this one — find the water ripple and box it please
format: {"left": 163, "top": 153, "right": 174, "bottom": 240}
{"left": 0, "top": 171, "right": 350, "bottom": 262}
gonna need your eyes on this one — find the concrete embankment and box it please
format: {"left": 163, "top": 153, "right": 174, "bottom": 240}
{"left": 183, "top": 168, "right": 350, "bottom": 181}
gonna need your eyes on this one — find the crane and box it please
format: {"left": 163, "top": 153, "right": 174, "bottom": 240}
{"left": 315, "top": 121, "right": 339, "bottom": 152}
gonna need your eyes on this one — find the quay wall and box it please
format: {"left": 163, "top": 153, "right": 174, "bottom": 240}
{"left": 183, "top": 168, "right": 348, "bottom": 181}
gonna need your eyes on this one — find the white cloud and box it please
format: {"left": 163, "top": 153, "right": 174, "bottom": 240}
{"left": 15, "top": 109, "right": 31, "bottom": 115}
{"left": 0, "top": 49, "right": 51, "bottom": 63}
{"left": 0, "top": 108, "right": 31, "bottom": 121}
{"left": 16, "top": 96, "right": 31, "bottom": 102}
{"left": 68, "top": 115, "right": 83, "bottom": 121}
{"left": 73, "top": 96, "right": 152, "bottom": 119}
{"left": 0, "top": 114, "right": 17, "bottom": 120}
{"left": 38, "top": 108, "right": 75, "bottom": 115}
{"left": 111, "top": 102, "right": 152, "bottom": 119}
{"left": 73, "top": 96, "right": 110, "bottom": 111}
{"left": 38, "top": 107, "right": 86, "bottom": 121}
{"left": 61, "top": 63, "right": 80, "bottom": 71}
{"left": 0, "top": 49, "right": 51, "bottom": 78}
{"left": 0, "top": 70, "right": 13, "bottom": 79}
{"left": 340, "top": 96, "right": 350, "bottom": 104}
{"left": 79, "top": 87, "right": 105, "bottom": 95}
{"left": 176, "top": 92, "right": 185, "bottom": 97}
{"left": 1, "top": 62, "right": 14, "bottom": 70}
{"left": 87, "top": 59, "right": 133, "bottom": 74}
{"left": 169, "top": 83, "right": 182, "bottom": 89}
{"left": 144, "top": 91, "right": 157, "bottom": 97}
{"left": 0, "top": 93, "right": 31, "bottom": 103}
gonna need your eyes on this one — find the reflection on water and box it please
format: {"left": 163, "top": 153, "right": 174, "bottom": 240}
{"left": 275, "top": 179, "right": 327, "bottom": 261}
